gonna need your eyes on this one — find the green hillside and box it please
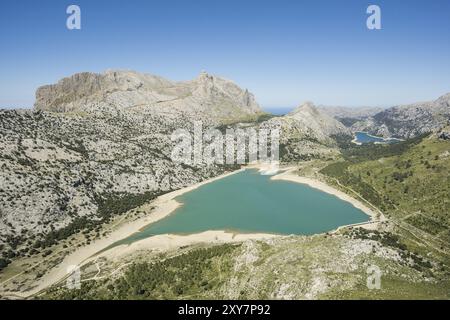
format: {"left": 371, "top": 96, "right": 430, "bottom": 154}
{"left": 349, "top": 137, "right": 450, "bottom": 241}
{"left": 323, "top": 135, "right": 450, "bottom": 241}
{"left": 37, "top": 133, "right": 450, "bottom": 300}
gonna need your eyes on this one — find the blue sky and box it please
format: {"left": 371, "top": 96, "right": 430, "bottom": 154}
{"left": 1, "top": 0, "right": 449, "bottom": 109}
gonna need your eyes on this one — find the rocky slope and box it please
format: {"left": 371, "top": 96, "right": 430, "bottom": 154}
{"left": 0, "top": 109, "right": 236, "bottom": 258}
{"left": 42, "top": 231, "right": 450, "bottom": 300}
{"left": 1, "top": 69, "right": 265, "bottom": 260}
{"left": 6, "top": 71, "right": 354, "bottom": 261}
{"left": 0, "top": 71, "right": 353, "bottom": 263}
{"left": 351, "top": 93, "right": 450, "bottom": 138}
{"left": 261, "top": 102, "right": 352, "bottom": 161}
{"left": 34, "top": 70, "right": 263, "bottom": 124}
{"left": 285, "top": 102, "right": 351, "bottom": 140}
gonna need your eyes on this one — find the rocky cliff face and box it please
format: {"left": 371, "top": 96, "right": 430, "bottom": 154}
{"left": 351, "top": 93, "right": 450, "bottom": 138}
{"left": 34, "top": 70, "right": 262, "bottom": 124}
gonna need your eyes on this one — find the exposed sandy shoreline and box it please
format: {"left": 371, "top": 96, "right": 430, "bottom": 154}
{"left": 271, "top": 170, "right": 381, "bottom": 221}
{"left": 351, "top": 137, "right": 363, "bottom": 145}
{"left": 99, "top": 231, "right": 278, "bottom": 261}
{"left": 2, "top": 169, "right": 249, "bottom": 298}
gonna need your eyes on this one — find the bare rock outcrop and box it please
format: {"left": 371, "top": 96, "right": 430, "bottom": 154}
{"left": 34, "top": 70, "right": 262, "bottom": 124}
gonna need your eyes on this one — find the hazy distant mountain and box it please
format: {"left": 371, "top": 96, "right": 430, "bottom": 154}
{"left": 352, "top": 93, "right": 450, "bottom": 138}
{"left": 35, "top": 70, "right": 263, "bottom": 124}
{"left": 317, "top": 106, "right": 384, "bottom": 127}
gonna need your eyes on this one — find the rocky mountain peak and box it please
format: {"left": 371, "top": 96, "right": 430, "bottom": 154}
{"left": 197, "top": 70, "right": 213, "bottom": 81}
{"left": 33, "top": 70, "right": 263, "bottom": 123}
{"left": 435, "top": 92, "right": 450, "bottom": 106}
{"left": 265, "top": 100, "right": 351, "bottom": 146}
{"left": 289, "top": 101, "right": 320, "bottom": 116}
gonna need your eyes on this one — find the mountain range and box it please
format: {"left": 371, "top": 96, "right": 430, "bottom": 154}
{"left": 345, "top": 94, "right": 450, "bottom": 138}
{"left": 0, "top": 70, "right": 449, "bottom": 296}
{"left": 34, "top": 70, "right": 262, "bottom": 124}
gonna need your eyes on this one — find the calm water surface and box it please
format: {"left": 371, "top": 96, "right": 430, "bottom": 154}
{"left": 354, "top": 132, "right": 402, "bottom": 144}
{"left": 116, "top": 170, "right": 370, "bottom": 245}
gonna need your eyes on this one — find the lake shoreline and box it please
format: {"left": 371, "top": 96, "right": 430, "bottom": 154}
{"left": 270, "top": 169, "right": 383, "bottom": 223}
{"left": 97, "top": 230, "right": 279, "bottom": 262}
{"left": 1, "top": 168, "right": 247, "bottom": 298}
{"left": 352, "top": 131, "right": 404, "bottom": 145}
{"left": 351, "top": 137, "right": 363, "bottom": 145}
{"left": 3, "top": 164, "right": 384, "bottom": 298}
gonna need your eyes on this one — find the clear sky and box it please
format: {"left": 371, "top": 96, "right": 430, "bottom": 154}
{"left": 1, "top": 0, "right": 450, "bottom": 109}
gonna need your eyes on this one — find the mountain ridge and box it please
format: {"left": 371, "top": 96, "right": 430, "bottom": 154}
{"left": 34, "top": 70, "right": 263, "bottom": 124}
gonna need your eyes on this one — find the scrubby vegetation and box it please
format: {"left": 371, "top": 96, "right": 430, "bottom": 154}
{"left": 343, "top": 228, "right": 435, "bottom": 271}
{"left": 30, "top": 191, "right": 165, "bottom": 250}
{"left": 0, "top": 258, "right": 11, "bottom": 271}
{"left": 42, "top": 235, "right": 450, "bottom": 300}
{"left": 43, "top": 244, "right": 240, "bottom": 300}
{"left": 95, "top": 191, "right": 163, "bottom": 220}
{"left": 114, "top": 244, "right": 238, "bottom": 299}
{"left": 322, "top": 133, "right": 450, "bottom": 244}
{"left": 343, "top": 133, "right": 428, "bottom": 161}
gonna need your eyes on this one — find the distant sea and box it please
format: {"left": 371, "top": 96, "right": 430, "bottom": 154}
{"left": 263, "top": 107, "right": 294, "bottom": 115}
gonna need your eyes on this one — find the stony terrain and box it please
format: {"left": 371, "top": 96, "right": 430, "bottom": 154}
{"left": 1, "top": 70, "right": 267, "bottom": 263}
{"left": 0, "top": 109, "right": 231, "bottom": 259}
{"left": 0, "top": 70, "right": 350, "bottom": 274}
{"left": 318, "top": 105, "right": 384, "bottom": 127}
{"left": 42, "top": 230, "right": 450, "bottom": 300}
{"left": 1, "top": 69, "right": 449, "bottom": 300}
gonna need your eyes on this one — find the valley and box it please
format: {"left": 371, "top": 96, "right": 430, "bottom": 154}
{"left": 0, "top": 70, "right": 449, "bottom": 300}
